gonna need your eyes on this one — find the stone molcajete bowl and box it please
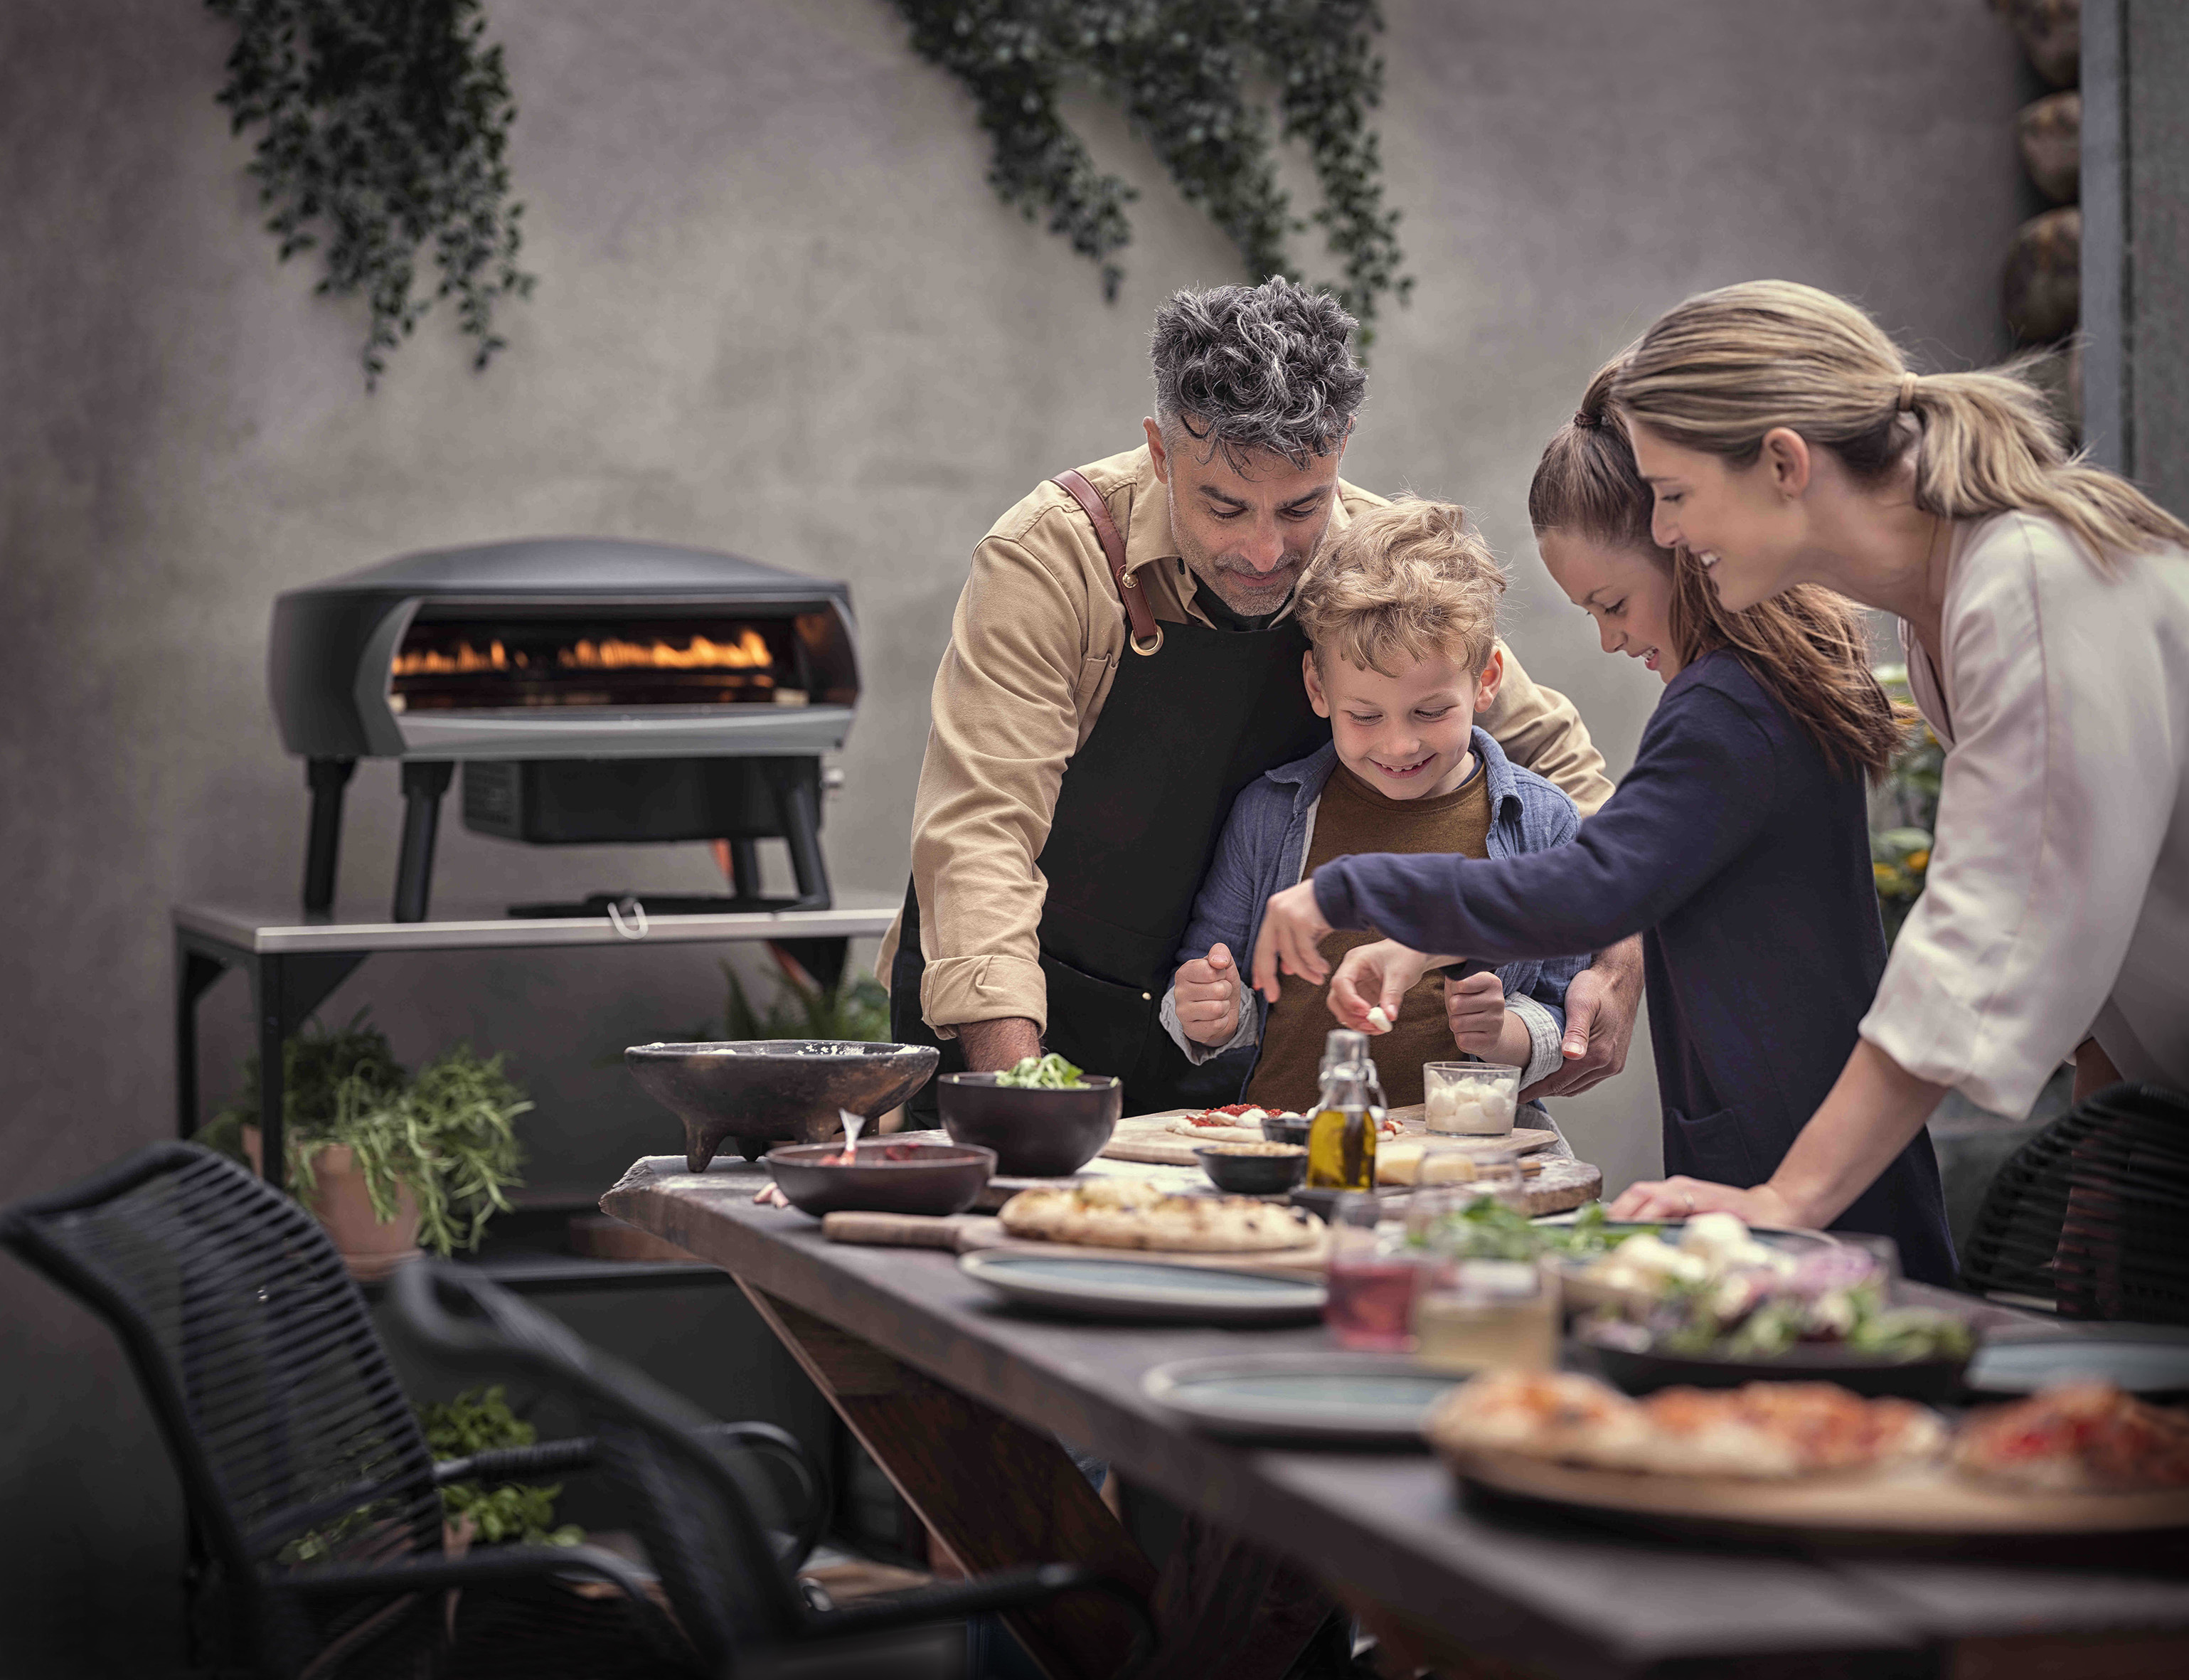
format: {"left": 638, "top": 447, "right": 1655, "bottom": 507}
{"left": 625, "top": 1040, "right": 941, "bottom": 1173}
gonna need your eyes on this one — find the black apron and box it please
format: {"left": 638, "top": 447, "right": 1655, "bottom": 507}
{"left": 893, "top": 492, "right": 1326, "bottom": 1120}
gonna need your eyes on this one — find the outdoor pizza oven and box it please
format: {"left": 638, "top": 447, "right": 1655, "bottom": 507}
{"left": 270, "top": 537, "right": 859, "bottom": 921}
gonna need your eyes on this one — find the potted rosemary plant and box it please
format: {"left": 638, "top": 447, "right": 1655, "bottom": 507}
{"left": 206, "top": 1014, "right": 531, "bottom": 1277}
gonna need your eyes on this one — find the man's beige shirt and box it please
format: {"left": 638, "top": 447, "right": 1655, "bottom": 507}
{"left": 880, "top": 445, "right": 1615, "bottom": 1036}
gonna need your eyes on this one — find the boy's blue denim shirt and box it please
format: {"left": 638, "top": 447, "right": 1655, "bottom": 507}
{"left": 1159, "top": 727, "right": 1589, "bottom": 1095}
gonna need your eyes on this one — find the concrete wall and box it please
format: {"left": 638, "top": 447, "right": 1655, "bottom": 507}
{"left": 0, "top": 1, "right": 2021, "bottom": 1669}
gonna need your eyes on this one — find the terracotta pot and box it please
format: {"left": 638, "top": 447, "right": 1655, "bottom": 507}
{"left": 2018, "top": 92, "right": 2079, "bottom": 205}
{"left": 243, "top": 1127, "right": 423, "bottom": 1280}
{"left": 2005, "top": 0, "right": 2079, "bottom": 90}
{"left": 2003, "top": 206, "right": 2079, "bottom": 344}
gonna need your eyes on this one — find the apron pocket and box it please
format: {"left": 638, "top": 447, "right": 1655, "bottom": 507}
{"left": 1664, "top": 1104, "right": 1762, "bottom": 1187}
{"left": 1038, "top": 950, "right": 1159, "bottom": 1082}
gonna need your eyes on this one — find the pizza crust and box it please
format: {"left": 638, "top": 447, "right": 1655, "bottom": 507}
{"left": 1428, "top": 1371, "right": 1944, "bottom": 1482}
{"left": 998, "top": 1180, "right": 1318, "bottom": 1253}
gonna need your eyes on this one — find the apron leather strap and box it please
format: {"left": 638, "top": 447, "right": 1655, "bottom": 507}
{"left": 1053, "top": 469, "right": 1164, "bottom": 656}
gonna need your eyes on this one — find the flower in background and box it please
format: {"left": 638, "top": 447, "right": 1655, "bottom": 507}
{"left": 1870, "top": 664, "right": 1943, "bottom": 945}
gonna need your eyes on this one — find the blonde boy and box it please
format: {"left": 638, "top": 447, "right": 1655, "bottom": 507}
{"left": 1158, "top": 499, "right": 1586, "bottom": 1110}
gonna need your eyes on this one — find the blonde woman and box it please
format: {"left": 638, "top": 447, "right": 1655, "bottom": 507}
{"left": 1601, "top": 280, "right": 2188, "bottom": 1230}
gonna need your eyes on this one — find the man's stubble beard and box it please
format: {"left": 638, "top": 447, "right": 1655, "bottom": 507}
{"left": 1170, "top": 494, "right": 1328, "bottom": 617}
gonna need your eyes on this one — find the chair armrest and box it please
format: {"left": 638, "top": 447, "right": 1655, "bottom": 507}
{"left": 817, "top": 1562, "right": 1153, "bottom": 1671}
{"left": 279, "top": 1543, "right": 684, "bottom": 1657}
{"left": 695, "top": 1421, "right": 830, "bottom": 1569}
{"left": 432, "top": 1437, "right": 598, "bottom": 1485}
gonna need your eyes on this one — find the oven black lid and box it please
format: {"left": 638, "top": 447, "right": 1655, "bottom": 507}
{"left": 282, "top": 536, "right": 848, "bottom": 606}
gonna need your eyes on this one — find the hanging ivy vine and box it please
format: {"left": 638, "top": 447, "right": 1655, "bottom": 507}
{"left": 892, "top": 1, "right": 1411, "bottom": 344}
{"left": 207, "top": 0, "right": 533, "bottom": 386}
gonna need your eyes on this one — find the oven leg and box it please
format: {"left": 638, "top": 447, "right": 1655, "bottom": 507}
{"left": 393, "top": 761, "right": 454, "bottom": 923}
{"left": 768, "top": 760, "right": 831, "bottom": 910}
{"left": 727, "top": 837, "right": 763, "bottom": 903}
{"left": 303, "top": 757, "right": 356, "bottom": 914}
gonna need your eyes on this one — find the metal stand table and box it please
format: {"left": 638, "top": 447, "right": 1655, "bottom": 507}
{"left": 173, "top": 895, "right": 900, "bottom": 1289}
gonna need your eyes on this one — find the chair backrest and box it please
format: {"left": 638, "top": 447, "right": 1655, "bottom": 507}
{"left": 388, "top": 1260, "right": 811, "bottom": 1674}
{"left": 1963, "top": 1082, "right": 2189, "bottom": 1321}
{"left": 1, "top": 1143, "right": 443, "bottom": 1671}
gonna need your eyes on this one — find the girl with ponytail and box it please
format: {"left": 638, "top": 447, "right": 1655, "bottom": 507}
{"left": 1599, "top": 279, "right": 2189, "bottom": 1232}
{"left": 1250, "top": 358, "right": 1956, "bottom": 1282}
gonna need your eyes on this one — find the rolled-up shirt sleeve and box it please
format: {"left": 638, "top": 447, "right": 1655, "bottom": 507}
{"left": 910, "top": 531, "right": 1099, "bottom": 1035}
{"left": 1861, "top": 516, "right": 2179, "bottom": 1116}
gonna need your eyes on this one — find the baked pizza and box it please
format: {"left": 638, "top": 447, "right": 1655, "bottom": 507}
{"left": 998, "top": 1179, "right": 1318, "bottom": 1253}
{"left": 1951, "top": 1383, "right": 2189, "bottom": 1494}
{"left": 1428, "top": 1371, "right": 1943, "bottom": 1481}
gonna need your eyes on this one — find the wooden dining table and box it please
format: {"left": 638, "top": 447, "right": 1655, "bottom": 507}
{"left": 602, "top": 1152, "right": 2189, "bottom": 1680}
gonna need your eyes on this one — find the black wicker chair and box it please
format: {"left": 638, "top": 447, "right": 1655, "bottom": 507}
{"left": 1961, "top": 1081, "right": 2189, "bottom": 1321}
{"left": 0, "top": 1143, "right": 813, "bottom": 1678}
{"left": 388, "top": 1258, "right": 1153, "bottom": 1679}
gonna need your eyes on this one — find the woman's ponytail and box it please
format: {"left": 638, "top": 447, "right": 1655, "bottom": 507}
{"left": 1908, "top": 365, "right": 2188, "bottom": 564}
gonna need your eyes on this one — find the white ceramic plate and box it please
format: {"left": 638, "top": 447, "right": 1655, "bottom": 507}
{"left": 1141, "top": 1353, "right": 1466, "bottom": 1444}
{"left": 957, "top": 1250, "right": 1326, "bottom": 1324}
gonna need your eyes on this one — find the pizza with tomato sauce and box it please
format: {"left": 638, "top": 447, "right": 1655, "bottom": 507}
{"left": 1952, "top": 1383, "right": 2189, "bottom": 1494}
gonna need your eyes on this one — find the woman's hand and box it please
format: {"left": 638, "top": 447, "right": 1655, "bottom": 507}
{"left": 1251, "top": 881, "right": 1335, "bottom": 1001}
{"left": 1173, "top": 942, "right": 1242, "bottom": 1046}
{"left": 1444, "top": 971, "right": 1509, "bottom": 1056}
{"left": 1326, "top": 940, "right": 1437, "bottom": 1030}
{"left": 1607, "top": 1176, "right": 1797, "bottom": 1226}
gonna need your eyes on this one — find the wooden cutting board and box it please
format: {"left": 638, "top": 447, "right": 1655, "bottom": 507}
{"left": 1102, "top": 1107, "right": 1560, "bottom": 1169}
{"left": 821, "top": 1208, "right": 1332, "bottom": 1277}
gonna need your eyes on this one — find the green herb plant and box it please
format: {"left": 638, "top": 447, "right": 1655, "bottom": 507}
{"left": 417, "top": 1385, "right": 582, "bottom": 1548}
{"left": 892, "top": 1, "right": 1411, "bottom": 346}
{"left": 206, "top": 0, "right": 534, "bottom": 386}
{"left": 210, "top": 1014, "right": 531, "bottom": 1257}
{"left": 723, "top": 962, "right": 892, "bottom": 1043}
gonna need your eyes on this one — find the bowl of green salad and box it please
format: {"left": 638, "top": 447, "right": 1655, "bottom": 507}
{"left": 937, "top": 1053, "right": 1122, "bottom": 1178}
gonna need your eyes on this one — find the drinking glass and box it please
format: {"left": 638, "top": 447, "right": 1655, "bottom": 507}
{"left": 1411, "top": 1255, "right": 1560, "bottom": 1376}
{"left": 1423, "top": 1062, "right": 1524, "bottom": 1136}
{"left": 1323, "top": 1191, "right": 1423, "bottom": 1352}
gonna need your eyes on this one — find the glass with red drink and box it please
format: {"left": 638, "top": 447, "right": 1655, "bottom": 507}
{"left": 1323, "top": 1191, "right": 1424, "bottom": 1351}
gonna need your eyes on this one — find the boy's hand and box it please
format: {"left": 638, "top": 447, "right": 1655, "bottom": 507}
{"left": 1173, "top": 943, "right": 1242, "bottom": 1046}
{"left": 1251, "top": 881, "right": 1334, "bottom": 1001}
{"left": 1326, "top": 940, "right": 1438, "bottom": 1031}
{"left": 1445, "top": 971, "right": 1508, "bottom": 1056}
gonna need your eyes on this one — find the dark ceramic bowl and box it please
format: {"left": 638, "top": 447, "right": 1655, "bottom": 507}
{"left": 1576, "top": 1326, "right": 1977, "bottom": 1406}
{"left": 936, "top": 1073, "right": 1123, "bottom": 1178}
{"left": 626, "top": 1040, "right": 940, "bottom": 1173}
{"left": 765, "top": 1140, "right": 996, "bottom": 1218}
{"left": 1193, "top": 1144, "right": 1309, "bottom": 1196}
{"left": 1259, "top": 1114, "right": 1314, "bottom": 1148}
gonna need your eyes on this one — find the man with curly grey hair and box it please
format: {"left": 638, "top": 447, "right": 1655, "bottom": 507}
{"left": 883, "top": 276, "right": 1639, "bottom": 1117}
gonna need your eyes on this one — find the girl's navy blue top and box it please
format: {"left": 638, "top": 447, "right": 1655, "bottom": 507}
{"left": 1313, "top": 649, "right": 1957, "bottom": 1287}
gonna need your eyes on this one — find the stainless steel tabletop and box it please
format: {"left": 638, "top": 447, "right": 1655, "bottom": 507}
{"left": 173, "top": 894, "right": 901, "bottom": 955}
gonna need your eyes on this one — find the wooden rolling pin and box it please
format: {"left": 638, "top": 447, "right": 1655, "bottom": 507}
{"left": 822, "top": 1211, "right": 1012, "bottom": 1251}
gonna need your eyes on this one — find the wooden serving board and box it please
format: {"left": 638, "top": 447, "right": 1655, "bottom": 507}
{"left": 1449, "top": 1447, "right": 2189, "bottom": 1541}
{"left": 1102, "top": 1108, "right": 1560, "bottom": 1170}
{"left": 821, "top": 1208, "right": 1332, "bottom": 1277}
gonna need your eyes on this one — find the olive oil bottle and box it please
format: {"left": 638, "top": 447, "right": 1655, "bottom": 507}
{"left": 1305, "top": 1029, "right": 1385, "bottom": 1190}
